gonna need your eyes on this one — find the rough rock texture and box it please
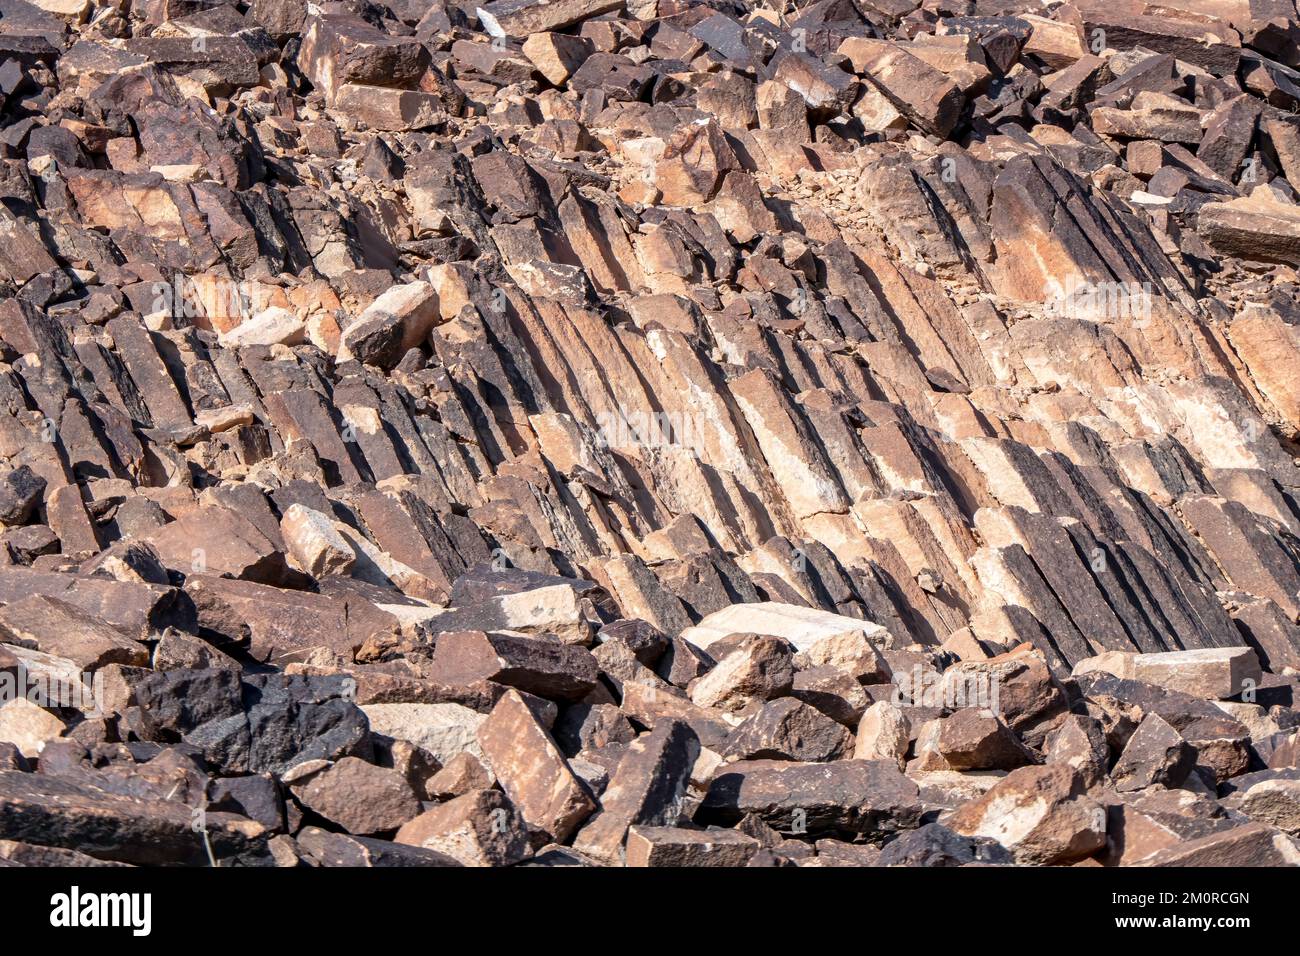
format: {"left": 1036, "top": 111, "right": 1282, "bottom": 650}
{"left": 0, "top": 0, "right": 1298, "bottom": 871}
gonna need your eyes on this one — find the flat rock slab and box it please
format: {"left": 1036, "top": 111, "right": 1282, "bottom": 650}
{"left": 698, "top": 759, "right": 921, "bottom": 839}
{"left": 0, "top": 770, "right": 267, "bottom": 866}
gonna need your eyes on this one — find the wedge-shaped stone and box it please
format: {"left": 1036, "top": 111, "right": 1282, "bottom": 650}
{"left": 146, "top": 505, "right": 294, "bottom": 586}
{"left": 395, "top": 789, "right": 530, "bottom": 867}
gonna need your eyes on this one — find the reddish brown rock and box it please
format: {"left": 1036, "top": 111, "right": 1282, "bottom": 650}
{"left": 291, "top": 757, "right": 421, "bottom": 835}
{"left": 572, "top": 719, "right": 700, "bottom": 863}
{"left": 946, "top": 766, "right": 1106, "bottom": 865}
{"left": 476, "top": 690, "right": 596, "bottom": 844}
{"left": 625, "top": 826, "right": 761, "bottom": 867}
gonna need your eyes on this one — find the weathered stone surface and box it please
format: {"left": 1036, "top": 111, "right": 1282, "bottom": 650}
{"left": 296, "top": 826, "right": 461, "bottom": 867}
{"left": 0, "top": 596, "right": 147, "bottom": 671}
{"left": 688, "top": 634, "right": 794, "bottom": 714}
{"left": 1199, "top": 193, "right": 1300, "bottom": 265}
{"left": 1111, "top": 713, "right": 1196, "bottom": 792}
{"left": 429, "top": 631, "right": 599, "bottom": 702}
{"left": 572, "top": 719, "right": 699, "bottom": 863}
{"left": 291, "top": 757, "right": 421, "bottom": 835}
{"left": 0, "top": 0, "right": 1298, "bottom": 875}
{"left": 0, "top": 770, "right": 267, "bottom": 866}
{"left": 625, "top": 826, "right": 761, "bottom": 867}
{"left": 723, "top": 698, "right": 853, "bottom": 762}
{"left": 0, "top": 699, "right": 65, "bottom": 759}
{"left": 280, "top": 504, "right": 355, "bottom": 578}
{"left": 339, "top": 281, "right": 440, "bottom": 370}
{"left": 946, "top": 765, "right": 1106, "bottom": 865}
{"left": 362, "top": 703, "right": 485, "bottom": 766}
{"left": 522, "top": 32, "right": 593, "bottom": 86}
{"left": 476, "top": 690, "right": 595, "bottom": 844}
{"left": 1135, "top": 822, "right": 1300, "bottom": 866}
{"left": 682, "top": 603, "right": 890, "bottom": 656}
{"left": 854, "top": 701, "right": 910, "bottom": 767}
{"left": 936, "top": 709, "right": 1036, "bottom": 771}
{"left": 394, "top": 789, "right": 531, "bottom": 867}
{"left": 699, "top": 760, "right": 922, "bottom": 839}
{"left": 0, "top": 467, "right": 45, "bottom": 526}
{"left": 877, "top": 822, "right": 1013, "bottom": 867}
{"left": 840, "top": 37, "right": 966, "bottom": 137}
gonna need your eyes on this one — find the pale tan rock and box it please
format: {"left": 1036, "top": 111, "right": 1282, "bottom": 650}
{"left": 395, "top": 790, "right": 530, "bottom": 866}
{"left": 0, "top": 698, "right": 65, "bottom": 758}
{"left": 195, "top": 404, "right": 255, "bottom": 433}
{"left": 334, "top": 84, "right": 446, "bottom": 130}
{"left": 1235, "top": 779, "right": 1300, "bottom": 833}
{"left": 280, "top": 504, "right": 356, "bottom": 578}
{"left": 794, "top": 629, "right": 890, "bottom": 682}
{"left": 521, "top": 32, "right": 592, "bottom": 85}
{"left": 854, "top": 701, "right": 910, "bottom": 767}
{"left": 362, "top": 703, "right": 485, "bottom": 765}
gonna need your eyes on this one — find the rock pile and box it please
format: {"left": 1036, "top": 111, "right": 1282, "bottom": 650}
{"left": 0, "top": 0, "right": 1299, "bottom": 866}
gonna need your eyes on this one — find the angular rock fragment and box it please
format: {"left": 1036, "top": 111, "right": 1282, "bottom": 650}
{"left": 1110, "top": 713, "right": 1196, "bottom": 792}
{"left": 840, "top": 38, "right": 966, "bottom": 137}
{"left": 936, "top": 708, "right": 1036, "bottom": 771}
{"left": 946, "top": 766, "right": 1106, "bottom": 865}
{"left": 699, "top": 759, "right": 922, "bottom": 840}
{"left": 688, "top": 634, "right": 794, "bottom": 714}
{"left": 395, "top": 790, "right": 531, "bottom": 867}
{"left": 0, "top": 771, "right": 268, "bottom": 866}
{"left": 723, "top": 698, "right": 853, "bottom": 762}
{"left": 0, "top": 0, "right": 1298, "bottom": 877}
{"left": 290, "top": 757, "right": 421, "bottom": 835}
{"left": 0, "top": 596, "right": 147, "bottom": 671}
{"left": 877, "top": 823, "right": 1013, "bottom": 867}
{"left": 854, "top": 701, "right": 910, "bottom": 767}
{"left": 477, "top": 690, "right": 595, "bottom": 845}
{"left": 625, "top": 826, "right": 761, "bottom": 867}
{"left": 429, "top": 631, "right": 599, "bottom": 703}
{"left": 572, "top": 719, "right": 700, "bottom": 863}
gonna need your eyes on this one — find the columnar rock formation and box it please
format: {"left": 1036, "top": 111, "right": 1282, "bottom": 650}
{"left": 0, "top": 0, "right": 1299, "bottom": 867}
